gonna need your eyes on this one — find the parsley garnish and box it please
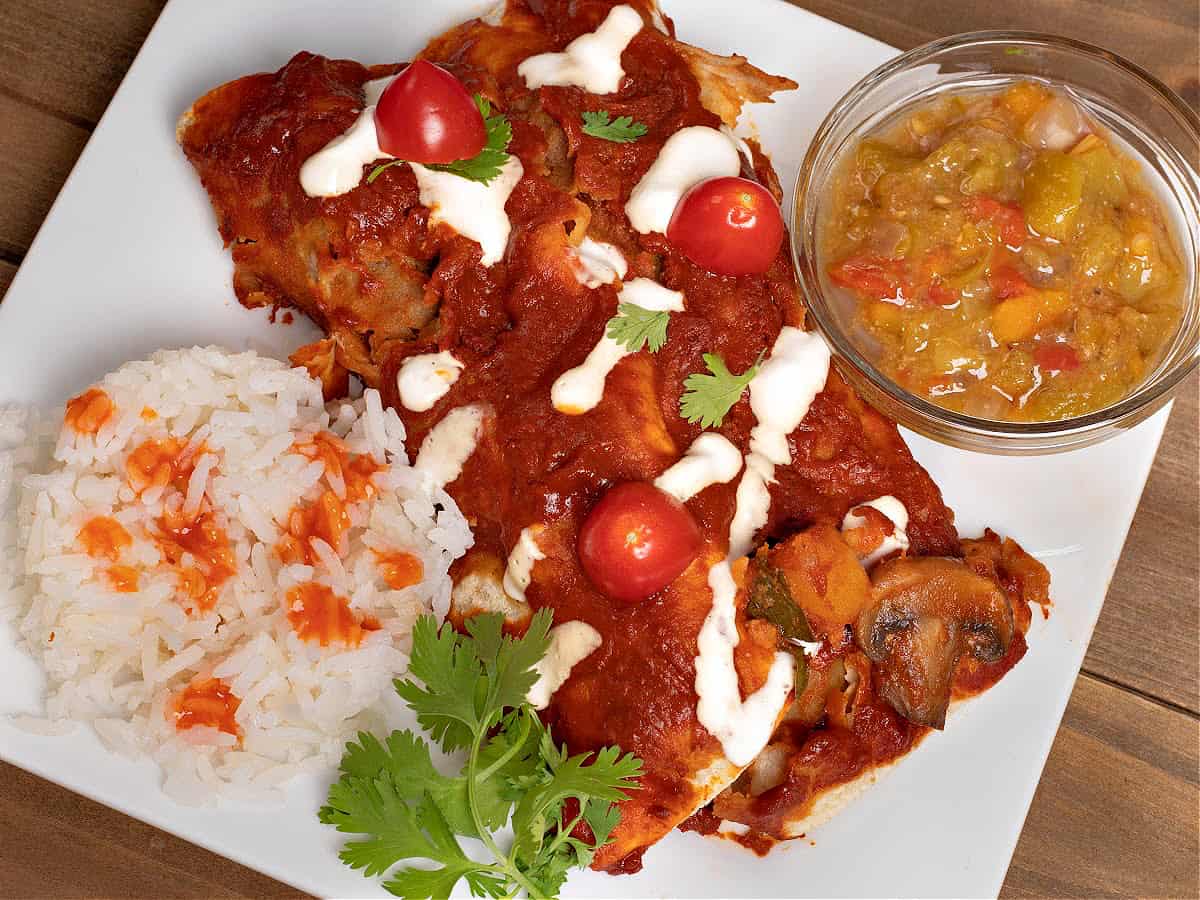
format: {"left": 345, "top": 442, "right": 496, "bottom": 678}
{"left": 679, "top": 352, "right": 764, "bottom": 428}
{"left": 367, "top": 95, "right": 513, "bottom": 186}
{"left": 606, "top": 302, "right": 671, "bottom": 353}
{"left": 319, "top": 610, "right": 642, "bottom": 899}
{"left": 581, "top": 110, "right": 648, "bottom": 143}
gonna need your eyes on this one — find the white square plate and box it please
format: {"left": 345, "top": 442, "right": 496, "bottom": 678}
{"left": 0, "top": 1, "right": 1167, "bottom": 896}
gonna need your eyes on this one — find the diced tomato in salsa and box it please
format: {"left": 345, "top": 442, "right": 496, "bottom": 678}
{"left": 829, "top": 255, "right": 908, "bottom": 300}
{"left": 1033, "top": 344, "right": 1081, "bottom": 372}
{"left": 989, "top": 265, "right": 1031, "bottom": 300}
{"left": 967, "top": 198, "right": 1028, "bottom": 249}
{"left": 926, "top": 280, "right": 959, "bottom": 307}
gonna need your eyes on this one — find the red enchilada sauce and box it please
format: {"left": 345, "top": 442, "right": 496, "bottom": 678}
{"left": 179, "top": 0, "right": 1047, "bottom": 870}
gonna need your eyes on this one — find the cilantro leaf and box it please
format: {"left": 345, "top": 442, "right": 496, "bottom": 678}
{"left": 320, "top": 780, "right": 434, "bottom": 877}
{"left": 581, "top": 110, "right": 648, "bottom": 143}
{"left": 321, "top": 611, "right": 644, "bottom": 899}
{"left": 482, "top": 607, "right": 552, "bottom": 713}
{"left": 582, "top": 798, "right": 622, "bottom": 847}
{"left": 393, "top": 614, "right": 483, "bottom": 751}
{"left": 606, "top": 302, "right": 672, "bottom": 353}
{"left": 378, "top": 794, "right": 502, "bottom": 899}
{"left": 328, "top": 730, "right": 476, "bottom": 836}
{"left": 511, "top": 745, "right": 642, "bottom": 866}
{"left": 679, "top": 351, "right": 763, "bottom": 428}
{"left": 427, "top": 94, "right": 513, "bottom": 184}
{"left": 365, "top": 95, "right": 513, "bottom": 187}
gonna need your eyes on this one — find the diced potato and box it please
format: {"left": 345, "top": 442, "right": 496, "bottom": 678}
{"left": 992, "top": 289, "right": 1070, "bottom": 344}
{"left": 768, "top": 524, "right": 873, "bottom": 639}
{"left": 992, "top": 295, "right": 1039, "bottom": 343}
{"left": 1022, "top": 152, "right": 1086, "bottom": 241}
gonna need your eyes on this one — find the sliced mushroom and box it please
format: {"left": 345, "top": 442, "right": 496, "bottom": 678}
{"left": 855, "top": 557, "right": 1014, "bottom": 729}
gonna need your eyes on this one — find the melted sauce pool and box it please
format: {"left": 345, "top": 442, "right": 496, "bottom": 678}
{"left": 375, "top": 550, "right": 424, "bottom": 589}
{"left": 78, "top": 516, "right": 132, "bottom": 561}
{"left": 155, "top": 507, "right": 236, "bottom": 614}
{"left": 172, "top": 677, "right": 241, "bottom": 737}
{"left": 64, "top": 388, "right": 114, "bottom": 435}
{"left": 278, "top": 434, "right": 382, "bottom": 565}
{"left": 286, "top": 582, "right": 379, "bottom": 647}
{"left": 106, "top": 565, "right": 140, "bottom": 593}
{"left": 126, "top": 437, "right": 204, "bottom": 495}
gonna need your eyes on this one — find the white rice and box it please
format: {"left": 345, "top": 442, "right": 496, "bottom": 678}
{"left": 0, "top": 346, "right": 472, "bottom": 804}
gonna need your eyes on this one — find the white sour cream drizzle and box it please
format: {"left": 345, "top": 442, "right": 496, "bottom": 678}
{"left": 502, "top": 525, "right": 546, "bottom": 604}
{"left": 694, "top": 327, "right": 832, "bottom": 767}
{"left": 551, "top": 278, "right": 684, "bottom": 414}
{"left": 654, "top": 433, "right": 742, "bottom": 502}
{"left": 626, "top": 126, "right": 742, "bottom": 234}
{"left": 299, "top": 77, "right": 393, "bottom": 197}
{"left": 842, "top": 495, "right": 910, "bottom": 567}
{"left": 414, "top": 404, "right": 484, "bottom": 489}
{"left": 571, "top": 237, "right": 628, "bottom": 288}
{"left": 528, "top": 620, "right": 603, "bottom": 709}
{"left": 517, "top": 4, "right": 643, "bottom": 94}
{"left": 697, "top": 560, "right": 796, "bottom": 767}
{"left": 396, "top": 351, "right": 464, "bottom": 412}
{"left": 299, "top": 77, "right": 523, "bottom": 267}
{"left": 730, "top": 327, "right": 833, "bottom": 557}
{"left": 410, "top": 157, "right": 524, "bottom": 266}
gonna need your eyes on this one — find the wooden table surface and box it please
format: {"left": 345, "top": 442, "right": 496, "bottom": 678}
{"left": 0, "top": 1, "right": 1196, "bottom": 897}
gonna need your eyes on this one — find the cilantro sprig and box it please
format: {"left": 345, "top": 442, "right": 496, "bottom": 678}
{"left": 319, "top": 610, "right": 642, "bottom": 899}
{"left": 679, "top": 352, "right": 764, "bottom": 428}
{"left": 367, "top": 94, "right": 513, "bottom": 186}
{"left": 581, "top": 110, "right": 648, "bottom": 143}
{"left": 606, "top": 302, "right": 671, "bottom": 353}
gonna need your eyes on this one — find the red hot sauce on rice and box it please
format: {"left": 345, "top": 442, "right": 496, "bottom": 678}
{"left": 172, "top": 677, "right": 242, "bottom": 738}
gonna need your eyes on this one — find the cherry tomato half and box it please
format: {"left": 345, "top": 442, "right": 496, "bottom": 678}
{"left": 374, "top": 60, "right": 486, "bottom": 164}
{"left": 666, "top": 176, "right": 785, "bottom": 276}
{"left": 577, "top": 482, "right": 703, "bottom": 604}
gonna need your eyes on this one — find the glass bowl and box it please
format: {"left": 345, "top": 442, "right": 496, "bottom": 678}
{"left": 792, "top": 31, "right": 1200, "bottom": 454}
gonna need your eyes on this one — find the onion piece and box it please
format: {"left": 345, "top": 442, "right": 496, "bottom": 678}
{"left": 1022, "top": 95, "right": 1089, "bottom": 151}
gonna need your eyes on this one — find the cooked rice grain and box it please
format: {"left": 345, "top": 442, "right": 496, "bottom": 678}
{"left": 0, "top": 346, "right": 472, "bottom": 804}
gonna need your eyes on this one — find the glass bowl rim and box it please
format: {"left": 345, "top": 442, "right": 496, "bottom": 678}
{"left": 790, "top": 29, "right": 1200, "bottom": 444}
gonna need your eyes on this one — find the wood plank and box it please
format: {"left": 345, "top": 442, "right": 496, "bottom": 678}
{"left": 1084, "top": 373, "right": 1200, "bottom": 712}
{"left": 787, "top": 0, "right": 1200, "bottom": 103}
{"left": 0, "top": 260, "right": 16, "bottom": 301}
{"left": 0, "top": 96, "right": 89, "bottom": 260}
{"left": 0, "top": 760, "right": 307, "bottom": 900}
{"left": 1002, "top": 673, "right": 1199, "bottom": 897}
{"left": 0, "top": 0, "right": 166, "bottom": 128}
